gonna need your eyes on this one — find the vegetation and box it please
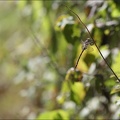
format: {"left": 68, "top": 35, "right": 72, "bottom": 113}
{"left": 0, "top": 1, "right": 120, "bottom": 119}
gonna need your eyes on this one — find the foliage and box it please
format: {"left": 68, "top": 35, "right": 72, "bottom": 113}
{"left": 0, "top": 0, "right": 120, "bottom": 119}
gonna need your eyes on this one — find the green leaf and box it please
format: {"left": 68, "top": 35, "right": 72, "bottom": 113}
{"left": 63, "top": 24, "right": 79, "bottom": 44}
{"left": 59, "top": 69, "right": 85, "bottom": 105}
{"left": 36, "top": 110, "right": 70, "bottom": 120}
{"left": 112, "top": 52, "right": 120, "bottom": 78}
{"left": 57, "top": 81, "right": 70, "bottom": 104}
{"left": 110, "top": 84, "right": 120, "bottom": 94}
{"left": 70, "top": 82, "right": 86, "bottom": 104}
{"left": 105, "top": 78, "right": 116, "bottom": 88}
{"left": 56, "top": 16, "right": 80, "bottom": 44}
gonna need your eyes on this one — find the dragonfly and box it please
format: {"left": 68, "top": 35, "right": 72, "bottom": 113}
{"left": 64, "top": 5, "right": 120, "bottom": 82}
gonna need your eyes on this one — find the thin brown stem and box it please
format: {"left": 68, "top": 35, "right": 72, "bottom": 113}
{"left": 64, "top": 5, "right": 120, "bottom": 82}
{"left": 75, "top": 48, "right": 85, "bottom": 69}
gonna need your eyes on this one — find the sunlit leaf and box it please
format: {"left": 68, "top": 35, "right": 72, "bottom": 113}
{"left": 70, "top": 82, "right": 86, "bottom": 104}
{"left": 110, "top": 84, "right": 120, "bottom": 94}
{"left": 36, "top": 110, "right": 70, "bottom": 120}
{"left": 105, "top": 78, "right": 116, "bottom": 87}
{"left": 112, "top": 52, "right": 120, "bottom": 78}
{"left": 110, "top": 1, "right": 120, "bottom": 18}
{"left": 57, "top": 81, "right": 70, "bottom": 104}
{"left": 77, "top": 59, "right": 88, "bottom": 72}
{"left": 57, "top": 94, "right": 65, "bottom": 104}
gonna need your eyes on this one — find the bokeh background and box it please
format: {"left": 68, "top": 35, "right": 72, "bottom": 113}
{"left": 0, "top": 1, "right": 120, "bottom": 119}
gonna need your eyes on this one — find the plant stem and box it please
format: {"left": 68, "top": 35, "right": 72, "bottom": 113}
{"left": 75, "top": 48, "right": 85, "bottom": 69}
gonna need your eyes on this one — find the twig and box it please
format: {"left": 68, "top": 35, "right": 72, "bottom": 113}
{"left": 74, "top": 48, "right": 85, "bottom": 69}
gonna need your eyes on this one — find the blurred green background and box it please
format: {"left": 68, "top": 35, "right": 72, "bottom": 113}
{"left": 0, "top": 1, "right": 120, "bottom": 119}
